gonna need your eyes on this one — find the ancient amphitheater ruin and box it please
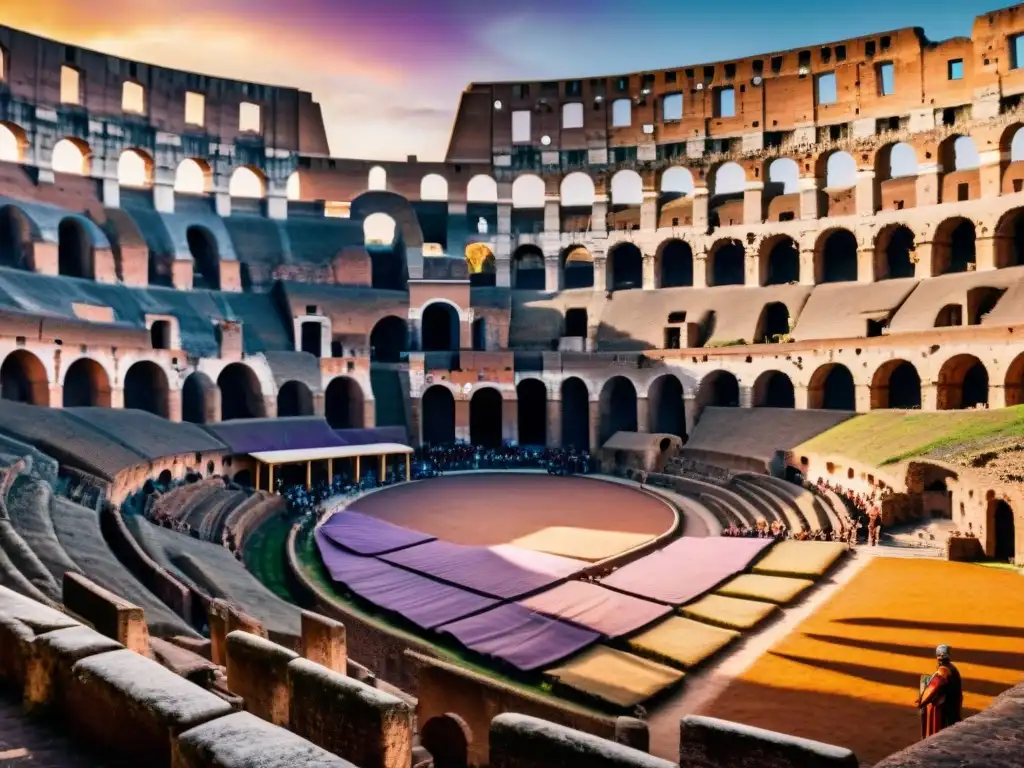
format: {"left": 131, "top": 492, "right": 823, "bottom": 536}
{"left": 0, "top": 5, "right": 1019, "bottom": 768}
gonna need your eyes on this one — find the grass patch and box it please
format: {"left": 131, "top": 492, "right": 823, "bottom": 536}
{"left": 245, "top": 515, "right": 302, "bottom": 603}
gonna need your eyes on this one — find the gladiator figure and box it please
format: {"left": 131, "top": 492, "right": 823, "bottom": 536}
{"left": 916, "top": 645, "right": 963, "bottom": 738}
{"left": 867, "top": 506, "right": 882, "bottom": 546}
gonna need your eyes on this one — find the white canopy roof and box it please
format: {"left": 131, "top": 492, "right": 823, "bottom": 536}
{"left": 249, "top": 443, "right": 413, "bottom": 465}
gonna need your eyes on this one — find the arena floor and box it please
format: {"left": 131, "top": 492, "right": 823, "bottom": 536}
{"left": 349, "top": 473, "right": 679, "bottom": 560}
{"left": 700, "top": 557, "right": 1024, "bottom": 765}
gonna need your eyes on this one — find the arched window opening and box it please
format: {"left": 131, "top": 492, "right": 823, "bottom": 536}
{"left": 174, "top": 159, "right": 210, "bottom": 195}
{"left": 277, "top": 380, "right": 313, "bottom": 417}
{"left": 648, "top": 375, "right": 686, "bottom": 438}
{"left": 421, "top": 303, "right": 459, "bottom": 352}
{"left": 466, "top": 175, "right": 498, "bottom": 203}
{"left": 420, "top": 715, "right": 471, "bottom": 768}
{"left": 755, "top": 302, "right": 790, "bottom": 343}
{"left": 659, "top": 240, "right": 693, "bottom": 287}
{"left": 1005, "top": 353, "right": 1024, "bottom": 407}
{"left": 967, "top": 286, "right": 1005, "bottom": 326}
{"left": 561, "top": 377, "right": 590, "bottom": 450}
{"left": 117, "top": 149, "right": 152, "bottom": 188}
{"left": 511, "top": 175, "right": 545, "bottom": 208}
{"left": 810, "top": 364, "right": 855, "bottom": 410}
{"left": 610, "top": 170, "right": 643, "bottom": 206}
{"left": 512, "top": 245, "right": 545, "bottom": 290}
{"left": 761, "top": 238, "right": 799, "bottom": 285}
{"left": 187, "top": 226, "right": 220, "bottom": 290}
{"left": 368, "top": 166, "right": 387, "bottom": 191}
{"left": 699, "top": 371, "right": 740, "bottom": 409}
{"left": 938, "top": 355, "right": 988, "bottom": 410}
{"left": 935, "top": 219, "right": 976, "bottom": 275}
{"left": 995, "top": 209, "right": 1024, "bottom": 269}
{"left": 661, "top": 167, "right": 694, "bottom": 197}
{"left": 0, "top": 122, "right": 24, "bottom": 163}
{"left": 598, "top": 377, "right": 638, "bottom": 446}
{"left": 123, "top": 361, "right": 169, "bottom": 417}
{"left": 420, "top": 174, "right": 448, "bottom": 201}
{"left": 228, "top": 166, "right": 265, "bottom": 199}
{"left": 710, "top": 240, "right": 745, "bottom": 286}
{"left": 560, "top": 173, "right": 595, "bottom": 208}
{"left": 712, "top": 163, "right": 745, "bottom": 196}
{"left": 562, "top": 247, "right": 593, "bottom": 290}
{"left": 0, "top": 206, "right": 33, "bottom": 270}
{"left": 935, "top": 304, "right": 963, "bottom": 328}
{"left": 825, "top": 151, "right": 856, "bottom": 188}
{"left": 564, "top": 309, "right": 587, "bottom": 339}
{"left": 51, "top": 139, "right": 88, "bottom": 176}
{"left": 217, "top": 363, "right": 266, "bottom": 421}
{"left": 421, "top": 386, "right": 455, "bottom": 445}
{"left": 871, "top": 360, "right": 921, "bottom": 409}
{"left": 466, "top": 243, "right": 495, "bottom": 288}
{"left": 63, "top": 358, "right": 111, "bottom": 408}
{"left": 817, "top": 229, "right": 858, "bottom": 284}
{"left": 517, "top": 379, "right": 547, "bottom": 447}
{"left": 767, "top": 158, "right": 799, "bottom": 194}
{"left": 471, "top": 318, "right": 487, "bottom": 351}
{"left": 0, "top": 351, "right": 48, "bottom": 405}
{"left": 363, "top": 212, "right": 397, "bottom": 247}
{"left": 887, "top": 142, "right": 918, "bottom": 179}
{"left": 325, "top": 377, "right": 364, "bottom": 428}
{"left": 989, "top": 500, "right": 1016, "bottom": 562}
{"left": 300, "top": 321, "right": 323, "bottom": 357}
{"left": 753, "top": 371, "right": 795, "bottom": 408}
{"left": 182, "top": 372, "right": 217, "bottom": 424}
{"left": 150, "top": 320, "right": 171, "bottom": 350}
{"left": 610, "top": 242, "right": 642, "bottom": 291}
{"left": 57, "top": 218, "right": 93, "bottom": 279}
{"left": 370, "top": 316, "right": 408, "bottom": 362}
{"left": 877, "top": 225, "right": 916, "bottom": 280}
{"left": 470, "top": 388, "right": 503, "bottom": 448}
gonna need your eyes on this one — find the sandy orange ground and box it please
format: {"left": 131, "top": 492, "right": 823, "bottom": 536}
{"left": 352, "top": 473, "right": 679, "bottom": 546}
{"left": 701, "top": 558, "right": 1024, "bottom": 766}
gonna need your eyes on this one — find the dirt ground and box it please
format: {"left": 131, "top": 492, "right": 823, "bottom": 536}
{"left": 700, "top": 558, "right": 1024, "bottom": 766}
{"left": 351, "top": 473, "right": 676, "bottom": 546}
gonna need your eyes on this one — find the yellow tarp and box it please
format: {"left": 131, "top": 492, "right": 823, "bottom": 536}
{"left": 681, "top": 594, "right": 780, "bottom": 631}
{"left": 544, "top": 646, "right": 684, "bottom": 708}
{"left": 510, "top": 527, "right": 653, "bottom": 562}
{"left": 752, "top": 541, "right": 847, "bottom": 578}
{"left": 716, "top": 574, "right": 815, "bottom": 605}
{"left": 628, "top": 616, "right": 739, "bottom": 669}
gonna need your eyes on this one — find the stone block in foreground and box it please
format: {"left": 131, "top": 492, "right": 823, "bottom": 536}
{"left": 679, "top": 715, "right": 859, "bottom": 768}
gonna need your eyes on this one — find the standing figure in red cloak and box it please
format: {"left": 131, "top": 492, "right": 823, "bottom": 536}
{"left": 916, "top": 645, "right": 963, "bottom": 738}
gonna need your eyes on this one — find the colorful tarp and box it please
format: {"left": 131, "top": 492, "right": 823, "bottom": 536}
{"left": 751, "top": 541, "right": 847, "bottom": 578}
{"left": 680, "top": 594, "right": 780, "bottom": 631}
{"left": 628, "top": 616, "right": 739, "bottom": 669}
{"left": 381, "top": 541, "right": 584, "bottom": 599}
{"left": 510, "top": 527, "right": 653, "bottom": 562}
{"left": 716, "top": 573, "right": 815, "bottom": 605}
{"left": 544, "top": 646, "right": 684, "bottom": 708}
{"left": 519, "top": 581, "right": 672, "bottom": 638}
{"left": 318, "top": 511, "right": 435, "bottom": 555}
{"left": 600, "top": 537, "right": 774, "bottom": 606}
{"left": 315, "top": 530, "right": 498, "bottom": 629}
{"left": 437, "top": 603, "right": 599, "bottom": 671}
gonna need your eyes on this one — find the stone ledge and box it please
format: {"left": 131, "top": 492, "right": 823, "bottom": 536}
{"left": 679, "top": 715, "right": 859, "bottom": 768}
{"left": 25, "top": 624, "right": 121, "bottom": 713}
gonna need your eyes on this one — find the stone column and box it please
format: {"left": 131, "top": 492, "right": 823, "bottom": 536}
{"left": 502, "top": 397, "right": 518, "bottom": 444}
{"left": 913, "top": 242, "right": 934, "bottom": 280}
{"left": 743, "top": 181, "right": 764, "bottom": 224}
{"left": 588, "top": 400, "right": 600, "bottom": 452}
{"left": 642, "top": 254, "right": 657, "bottom": 290}
{"left": 915, "top": 163, "right": 940, "bottom": 208}
{"left": 167, "top": 389, "right": 183, "bottom": 422}
{"left": 495, "top": 235, "right": 512, "bottom": 288}
{"left": 794, "top": 384, "right": 809, "bottom": 410}
{"left": 497, "top": 201, "right": 512, "bottom": 235}
{"left": 857, "top": 247, "right": 874, "bottom": 284}
{"left": 636, "top": 397, "right": 649, "bottom": 433}
{"left": 546, "top": 398, "right": 561, "bottom": 448}
{"left": 974, "top": 236, "right": 997, "bottom": 272}
{"left": 691, "top": 186, "right": 709, "bottom": 231}
{"left": 266, "top": 185, "right": 288, "bottom": 221}
{"left": 640, "top": 190, "right": 659, "bottom": 231}
{"left": 855, "top": 169, "right": 876, "bottom": 216}
{"left": 455, "top": 399, "right": 470, "bottom": 443}
{"left": 854, "top": 384, "right": 871, "bottom": 413}
{"left": 544, "top": 197, "right": 561, "bottom": 234}
{"left": 592, "top": 253, "right": 608, "bottom": 292}
{"left": 799, "top": 248, "right": 815, "bottom": 286}
{"left": 544, "top": 256, "right": 561, "bottom": 291}
{"left": 920, "top": 383, "right": 938, "bottom": 411}
{"left": 682, "top": 395, "right": 697, "bottom": 437}
{"left": 745, "top": 250, "right": 760, "bottom": 287}
{"left": 591, "top": 196, "right": 608, "bottom": 235}
{"left": 739, "top": 385, "right": 753, "bottom": 409}
{"left": 978, "top": 149, "right": 1005, "bottom": 198}
{"left": 799, "top": 176, "right": 820, "bottom": 220}
{"left": 110, "top": 388, "right": 124, "bottom": 409}
{"left": 988, "top": 384, "right": 1007, "bottom": 410}
{"left": 694, "top": 254, "right": 709, "bottom": 288}
{"left": 153, "top": 166, "right": 175, "bottom": 214}
{"left": 214, "top": 191, "right": 232, "bottom": 218}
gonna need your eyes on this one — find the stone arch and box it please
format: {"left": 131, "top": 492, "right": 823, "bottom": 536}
{"left": 934, "top": 303, "right": 962, "bottom": 328}
{"left": 561, "top": 377, "right": 590, "bottom": 450}
{"left": 874, "top": 224, "right": 916, "bottom": 280}
{"left": 967, "top": 286, "right": 1004, "bottom": 326}
{"left": 994, "top": 208, "right": 1024, "bottom": 269}
{"left": 754, "top": 301, "right": 790, "bottom": 343}
{"left": 707, "top": 239, "right": 745, "bottom": 286}
{"left": 658, "top": 239, "right": 693, "bottom": 287}
{"left": 808, "top": 363, "right": 855, "bottom": 410}
{"left": 277, "top": 380, "right": 314, "bottom": 417}
{"left": 560, "top": 172, "right": 595, "bottom": 207}
{"left": 822, "top": 150, "right": 856, "bottom": 189}
{"left": 369, "top": 315, "right": 408, "bottom": 362}
{"left": 939, "top": 134, "right": 980, "bottom": 172}
{"left": 647, "top": 374, "right": 685, "bottom": 438}
{"left": 0, "top": 205, "right": 35, "bottom": 270}
{"left": 466, "top": 175, "right": 498, "bottom": 203}
{"left": 117, "top": 148, "right": 153, "bottom": 188}
{"left": 608, "top": 242, "right": 642, "bottom": 291}
{"left": 123, "top": 361, "right": 170, "bottom": 417}
{"left": 217, "top": 363, "right": 267, "bottom": 421}
{"left": 512, "top": 174, "right": 545, "bottom": 208}
{"left": 814, "top": 228, "right": 858, "bottom": 284}
{"left": 0, "top": 121, "right": 26, "bottom": 163}
{"left": 363, "top": 212, "right": 397, "bottom": 246}
{"left": 1004, "top": 351, "right": 1024, "bottom": 407}
{"left": 420, "top": 174, "right": 448, "bottom": 201}
{"left": 661, "top": 167, "right": 694, "bottom": 196}
{"left": 420, "top": 713, "right": 471, "bottom": 768}
{"left": 228, "top": 166, "right": 266, "bottom": 199}
{"left": 351, "top": 191, "right": 419, "bottom": 290}
{"left": 610, "top": 170, "right": 643, "bottom": 206}
{"left": 562, "top": 245, "right": 594, "bottom": 290}
{"left": 51, "top": 138, "right": 90, "bottom": 176}
{"left": 512, "top": 244, "right": 545, "bottom": 290}
{"left": 469, "top": 387, "right": 503, "bottom": 448}
{"left": 759, "top": 235, "right": 799, "bottom": 286}
{"left": 0, "top": 350, "right": 48, "bottom": 405}
{"left": 174, "top": 158, "right": 212, "bottom": 195}
{"left": 598, "top": 376, "right": 637, "bottom": 445}
{"left": 711, "top": 162, "right": 745, "bottom": 196}
{"left": 368, "top": 166, "right": 387, "bottom": 191}
{"left": 937, "top": 354, "right": 988, "bottom": 410}
{"left": 182, "top": 372, "right": 218, "bottom": 424}
{"left": 516, "top": 379, "right": 547, "bottom": 447}
{"left": 932, "top": 217, "right": 976, "bottom": 275}
{"left": 987, "top": 499, "right": 1016, "bottom": 563}
{"left": 767, "top": 158, "right": 799, "bottom": 194}
{"left": 871, "top": 359, "right": 921, "bottom": 409}
{"left": 325, "top": 376, "right": 364, "bottom": 428}
{"left": 876, "top": 142, "right": 918, "bottom": 179}
{"left": 752, "top": 370, "right": 795, "bottom": 408}
{"left": 63, "top": 357, "right": 111, "bottom": 408}
{"left": 697, "top": 370, "right": 740, "bottom": 410}
{"left": 57, "top": 217, "right": 94, "bottom": 278}
{"left": 187, "top": 225, "right": 220, "bottom": 290}
{"left": 421, "top": 301, "right": 459, "bottom": 351}
{"left": 421, "top": 385, "right": 455, "bottom": 445}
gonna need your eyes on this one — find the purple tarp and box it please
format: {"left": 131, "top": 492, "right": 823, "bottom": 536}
{"left": 381, "top": 541, "right": 585, "bottom": 599}
{"left": 205, "top": 418, "right": 407, "bottom": 454}
{"left": 318, "top": 511, "right": 435, "bottom": 555}
{"left": 601, "top": 537, "right": 774, "bottom": 606}
{"left": 436, "top": 603, "right": 600, "bottom": 671}
{"left": 315, "top": 530, "right": 498, "bottom": 629}
{"left": 519, "top": 581, "right": 672, "bottom": 638}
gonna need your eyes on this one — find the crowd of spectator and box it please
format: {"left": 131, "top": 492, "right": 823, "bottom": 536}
{"left": 413, "top": 443, "right": 594, "bottom": 476}
{"left": 811, "top": 476, "right": 893, "bottom": 548}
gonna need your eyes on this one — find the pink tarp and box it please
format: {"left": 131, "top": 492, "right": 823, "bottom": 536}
{"left": 318, "top": 511, "right": 435, "bottom": 555}
{"left": 380, "top": 541, "right": 585, "bottom": 599}
{"left": 315, "top": 530, "right": 498, "bottom": 629}
{"left": 601, "top": 537, "right": 774, "bottom": 606}
{"left": 518, "top": 581, "right": 672, "bottom": 638}
{"left": 436, "top": 603, "right": 600, "bottom": 671}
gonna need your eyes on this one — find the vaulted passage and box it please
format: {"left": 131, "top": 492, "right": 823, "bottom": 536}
{"left": 762, "top": 238, "right": 799, "bottom": 285}
{"left": 217, "top": 363, "right": 266, "bottom": 420}
{"left": 123, "top": 361, "right": 169, "bottom": 417}
{"left": 753, "top": 371, "right": 795, "bottom": 408}
{"left": 470, "top": 388, "right": 503, "bottom": 448}
{"left": 277, "top": 380, "right": 314, "bottom": 417}
{"left": 809, "top": 363, "right": 855, "bottom": 410}
{"left": 421, "top": 386, "right": 455, "bottom": 445}
{"left": 934, "top": 219, "right": 976, "bottom": 275}
{"left": 598, "top": 376, "right": 637, "bottom": 445}
{"left": 57, "top": 218, "right": 93, "bottom": 278}
{"left": 647, "top": 375, "right": 686, "bottom": 438}
{"left": 324, "top": 376, "right": 364, "bottom": 428}
{"left": 877, "top": 225, "right": 916, "bottom": 280}
{"left": 710, "top": 241, "right": 745, "bottom": 286}
{"left": 755, "top": 302, "right": 790, "bottom": 343}
{"left": 659, "top": 240, "right": 693, "bottom": 287}
{"left": 63, "top": 358, "right": 111, "bottom": 408}
{"left": 421, "top": 303, "right": 459, "bottom": 351}
{"left": 562, "top": 247, "right": 594, "bottom": 290}
{"left": 561, "top": 377, "right": 589, "bottom": 450}
{"left": 698, "top": 370, "right": 740, "bottom": 409}
{"left": 420, "top": 715, "right": 470, "bottom": 768}
{"left": 187, "top": 225, "right": 220, "bottom": 289}
{"left": 871, "top": 360, "right": 921, "bottom": 409}
{"left": 370, "top": 316, "right": 408, "bottom": 362}
{"left": 0, "top": 206, "right": 32, "bottom": 270}
{"left": 990, "top": 500, "right": 1016, "bottom": 562}
{"left": 512, "top": 245, "right": 546, "bottom": 290}
{"left": 0, "top": 351, "right": 47, "bottom": 405}
{"left": 937, "top": 355, "right": 988, "bottom": 410}
{"left": 182, "top": 372, "right": 217, "bottom": 423}
{"left": 517, "top": 379, "right": 547, "bottom": 447}
{"left": 817, "top": 229, "right": 858, "bottom": 283}
{"left": 609, "top": 242, "right": 643, "bottom": 291}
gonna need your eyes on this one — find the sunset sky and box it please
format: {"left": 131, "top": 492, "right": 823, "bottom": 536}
{"left": 1, "top": 0, "right": 1000, "bottom": 161}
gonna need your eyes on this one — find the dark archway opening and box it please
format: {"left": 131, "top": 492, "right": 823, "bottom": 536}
{"left": 0, "top": 206, "right": 32, "bottom": 270}
{"left": 660, "top": 240, "right": 693, "bottom": 287}
{"left": 648, "top": 375, "right": 686, "bottom": 438}
{"left": 996, "top": 210, "right": 1024, "bottom": 269}
{"left": 187, "top": 226, "right": 220, "bottom": 290}
{"left": 992, "top": 500, "right": 1016, "bottom": 562}
{"left": 883, "top": 226, "right": 916, "bottom": 279}
{"left": 610, "top": 243, "right": 643, "bottom": 291}
{"left": 599, "top": 376, "right": 638, "bottom": 445}
{"left": 421, "top": 303, "right": 458, "bottom": 352}
{"left": 563, "top": 248, "right": 594, "bottom": 289}
{"left": 420, "top": 715, "right": 470, "bottom": 768}
{"left": 325, "top": 377, "right": 364, "bottom": 428}
{"left": 182, "top": 372, "right": 217, "bottom": 424}
{"left": 879, "top": 362, "right": 921, "bottom": 409}
{"left": 564, "top": 309, "right": 587, "bottom": 338}
{"left": 937, "top": 219, "right": 976, "bottom": 275}
{"left": 967, "top": 286, "right": 1005, "bottom": 326}
{"left": 754, "top": 371, "right": 795, "bottom": 408}
{"left": 711, "top": 241, "right": 745, "bottom": 286}
{"left": 755, "top": 302, "right": 790, "bottom": 343}
{"left": 470, "top": 388, "right": 503, "bottom": 448}
{"left": 124, "top": 361, "right": 169, "bottom": 417}
{"left": 370, "top": 316, "right": 408, "bottom": 362}
{"left": 517, "top": 379, "right": 547, "bottom": 447}
{"left": 938, "top": 356, "right": 989, "bottom": 409}
{"left": 0, "top": 351, "right": 47, "bottom": 405}
{"left": 764, "top": 239, "right": 799, "bottom": 285}
{"left": 701, "top": 371, "right": 740, "bottom": 408}
{"left": 819, "top": 230, "right": 858, "bottom": 283}
{"left": 471, "top": 318, "right": 486, "bottom": 351}
{"left": 962, "top": 363, "right": 989, "bottom": 409}
{"left": 57, "top": 218, "right": 92, "bottom": 279}
{"left": 63, "top": 358, "right": 111, "bottom": 408}
{"left": 513, "top": 246, "right": 546, "bottom": 290}
{"left": 217, "top": 363, "right": 265, "bottom": 421}
{"left": 300, "top": 321, "right": 322, "bottom": 357}
{"left": 150, "top": 320, "right": 171, "bottom": 350}
{"left": 422, "top": 386, "right": 455, "bottom": 445}
{"left": 277, "top": 380, "right": 313, "bottom": 417}
{"left": 369, "top": 238, "right": 409, "bottom": 291}
{"left": 817, "top": 365, "right": 855, "bottom": 410}
{"left": 561, "top": 377, "right": 589, "bottom": 450}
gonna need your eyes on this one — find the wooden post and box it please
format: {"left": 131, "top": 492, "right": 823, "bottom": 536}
{"left": 269, "top": 463, "right": 275, "bottom": 492}
{"left": 379, "top": 455, "right": 385, "bottom": 482}
{"left": 355, "top": 455, "right": 360, "bottom": 482}
{"left": 328, "top": 457, "right": 334, "bottom": 483}
{"left": 405, "top": 453, "right": 411, "bottom": 481}
{"left": 306, "top": 460, "right": 312, "bottom": 490}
